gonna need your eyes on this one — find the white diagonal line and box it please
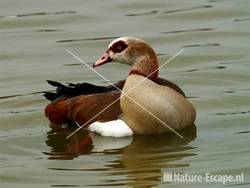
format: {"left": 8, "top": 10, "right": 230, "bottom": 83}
{"left": 66, "top": 96, "right": 121, "bottom": 139}
{"left": 75, "top": 122, "right": 82, "bottom": 128}
{"left": 66, "top": 49, "right": 184, "bottom": 139}
{"left": 66, "top": 49, "right": 114, "bottom": 86}
{"left": 128, "top": 49, "right": 184, "bottom": 93}
{"left": 66, "top": 50, "right": 124, "bottom": 139}
{"left": 66, "top": 49, "right": 184, "bottom": 138}
{"left": 121, "top": 94, "right": 184, "bottom": 138}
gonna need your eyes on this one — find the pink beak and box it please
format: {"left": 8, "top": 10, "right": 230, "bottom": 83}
{"left": 93, "top": 51, "right": 112, "bottom": 68}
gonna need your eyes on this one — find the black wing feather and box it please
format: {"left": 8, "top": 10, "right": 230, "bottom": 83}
{"left": 44, "top": 80, "right": 120, "bottom": 101}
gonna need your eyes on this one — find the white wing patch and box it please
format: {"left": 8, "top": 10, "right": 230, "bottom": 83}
{"left": 88, "top": 119, "right": 133, "bottom": 137}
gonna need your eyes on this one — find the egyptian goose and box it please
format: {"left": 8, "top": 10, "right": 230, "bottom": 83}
{"left": 44, "top": 37, "right": 195, "bottom": 136}
{"left": 90, "top": 37, "right": 196, "bottom": 135}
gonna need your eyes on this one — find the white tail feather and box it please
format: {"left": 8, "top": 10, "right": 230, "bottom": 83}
{"left": 88, "top": 119, "right": 133, "bottom": 137}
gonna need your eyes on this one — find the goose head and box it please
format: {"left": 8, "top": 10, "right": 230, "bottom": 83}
{"left": 93, "top": 37, "right": 159, "bottom": 81}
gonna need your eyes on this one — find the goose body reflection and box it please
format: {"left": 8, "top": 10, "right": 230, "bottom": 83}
{"left": 45, "top": 126, "right": 196, "bottom": 186}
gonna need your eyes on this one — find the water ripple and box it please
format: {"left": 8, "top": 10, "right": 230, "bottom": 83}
{"left": 183, "top": 43, "right": 220, "bottom": 48}
{"left": 0, "top": 29, "right": 64, "bottom": 34}
{"left": 211, "top": 110, "right": 250, "bottom": 116}
{"left": 162, "top": 5, "right": 213, "bottom": 15}
{"left": 0, "top": 11, "right": 77, "bottom": 19}
{"left": 125, "top": 10, "right": 158, "bottom": 17}
{"left": 161, "top": 28, "right": 214, "bottom": 34}
{"left": 235, "top": 131, "right": 250, "bottom": 135}
{"left": 124, "top": 5, "right": 213, "bottom": 17}
{"left": 57, "top": 36, "right": 120, "bottom": 43}
{"left": 234, "top": 17, "right": 250, "bottom": 22}
{"left": 182, "top": 65, "right": 226, "bottom": 73}
{"left": 0, "top": 91, "right": 48, "bottom": 100}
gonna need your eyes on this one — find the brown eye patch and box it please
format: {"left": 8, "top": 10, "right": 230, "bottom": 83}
{"left": 109, "top": 40, "right": 128, "bottom": 53}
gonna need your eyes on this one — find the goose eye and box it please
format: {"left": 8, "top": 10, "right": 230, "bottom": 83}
{"left": 110, "top": 40, "right": 128, "bottom": 53}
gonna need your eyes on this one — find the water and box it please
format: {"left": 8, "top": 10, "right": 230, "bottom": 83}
{"left": 0, "top": 0, "right": 250, "bottom": 187}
